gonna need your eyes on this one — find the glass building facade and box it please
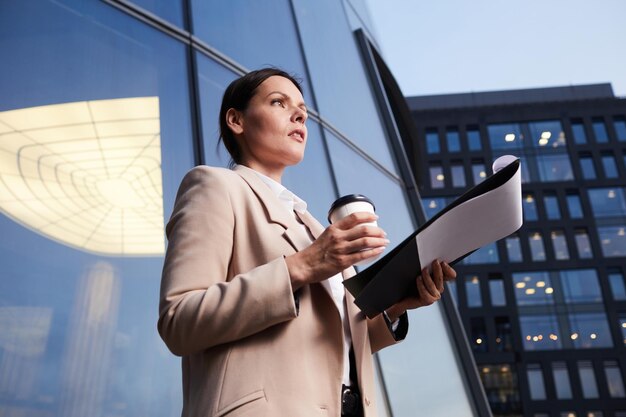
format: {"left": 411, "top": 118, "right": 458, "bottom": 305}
{"left": 408, "top": 84, "right": 626, "bottom": 417}
{"left": 0, "top": 1, "right": 489, "bottom": 416}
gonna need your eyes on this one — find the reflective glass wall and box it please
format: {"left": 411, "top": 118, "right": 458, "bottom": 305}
{"left": 0, "top": 1, "right": 481, "bottom": 416}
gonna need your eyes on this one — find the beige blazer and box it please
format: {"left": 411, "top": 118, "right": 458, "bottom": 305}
{"left": 158, "top": 165, "right": 403, "bottom": 417}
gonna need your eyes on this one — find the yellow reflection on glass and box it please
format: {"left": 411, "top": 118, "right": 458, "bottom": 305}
{"left": 0, "top": 97, "right": 163, "bottom": 256}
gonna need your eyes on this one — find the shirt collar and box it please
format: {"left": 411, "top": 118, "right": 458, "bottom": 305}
{"left": 239, "top": 165, "right": 307, "bottom": 214}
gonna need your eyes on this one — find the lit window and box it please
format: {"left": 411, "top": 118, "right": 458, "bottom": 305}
{"left": 465, "top": 275, "right": 482, "bottom": 307}
{"left": 588, "top": 187, "right": 626, "bottom": 217}
{"left": 598, "top": 225, "right": 626, "bottom": 257}
{"left": 575, "top": 229, "right": 593, "bottom": 259}
{"left": 513, "top": 272, "right": 553, "bottom": 306}
{"left": 551, "top": 230, "right": 570, "bottom": 260}
{"left": 569, "top": 313, "right": 613, "bottom": 349}
{"left": 506, "top": 234, "right": 523, "bottom": 262}
{"left": 451, "top": 163, "right": 466, "bottom": 188}
{"left": 429, "top": 164, "right": 445, "bottom": 189}
{"left": 471, "top": 162, "right": 486, "bottom": 185}
{"left": 523, "top": 193, "right": 538, "bottom": 221}
{"left": 520, "top": 314, "right": 561, "bottom": 351}
{"left": 529, "top": 231, "right": 546, "bottom": 261}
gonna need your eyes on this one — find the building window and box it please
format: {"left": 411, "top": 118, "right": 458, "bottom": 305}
{"left": 471, "top": 162, "right": 487, "bottom": 185}
{"left": 560, "top": 269, "right": 602, "bottom": 303}
{"left": 467, "top": 127, "right": 482, "bottom": 151}
{"left": 425, "top": 129, "right": 440, "bottom": 154}
{"left": 429, "top": 164, "right": 445, "bottom": 188}
{"left": 523, "top": 194, "right": 538, "bottom": 221}
{"left": 536, "top": 154, "right": 574, "bottom": 182}
{"left": 575, "top": 229, "right": 594, "bottom": 259}
{"left": 513, "top": 272, "right": 554, "bottom": 306}
{"left": 579, "top": 155, "right": 597, "bottom": 179}
{"left": 506, "top": 234, "right": 523, "bottom": 262}
{"left": 489, "top": 274, "right": 506, "bottom": 306}
{"left": 551, "top": 230, "right": 570, "bottom": 260}
{"left": 446, "top": 128, "right": 461, "bottom": 152}
{"left": 571, "top": 119, "right": 587, "bottom": 144}
{"left": 470, "top": 317, "right": 488, "bottom": 352}
{"left": 619, "top": 315, "right": 626, "bottom": 345}
{"left": 585, "top": 413, "right": 603, "bottom": 417}
{"left": 451, "top": 163, "right": 466, "bottom": 188}
{"left": 569, "top": 313, "right": 613, "bottom": 349}
{"left": 495, "top": 317, "right": 513, "bottom": 352}
{"left": 608, "top": 269, "right": 626, "bottom": 301}
{"left": 423, "top": 197, "right": 447, "bottom": 220}
{"left": 463, "top": 242, "right": 499, "bottom": 264}
{"left": 527, "top": 364, "right": 547, "bottom": 400}
{"left": 552, "top": 362, "right": 573, "bottom": 399}
{"left": 588, "top": 187, "right": 626, "bottom": 217}
{"left": 615, "top": 116, "right": 626, "bottom": 142}
{"left": 529, "top": 120, "right": 567, "bottom": 148}
{"left": 543, "top": 194, "right": 561, "bottom": 219}
{"left": 577, "top": 361, "right": 600, "bottom": 398}
{"left": 488, "top": 123, "right": 524, "bottom": 150}
{"left": 592, "top": 118, "right": 609, "bottom": 143}
{"left": 479, "top": 364, "right": 521, "bottom": 415}
{"left": 560, "top": 413, "right": 577, "bottom": 417}
{"left": 465, "top": 275, "right": 482, "bottom": 307}
{"left": 601, "top": 154, "right": 619, "bottom": 178}
{"left": 529, "top": 231, "right": 546, "bottom": 261}
{"left": 604, "top": 361, "right": 626, "bottom": 398}
{"left": 520, "top": 314, "right": 561, "bottom": 350}
{"left": 566, "top": 192, "right": 584, "bottom": 219}
{"left": 598, "top": 225, "right": 626, "bottom": 257}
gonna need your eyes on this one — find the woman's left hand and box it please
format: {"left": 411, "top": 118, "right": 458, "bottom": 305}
{"left": 384, "top": 260, "right": 457, "bottom": 321}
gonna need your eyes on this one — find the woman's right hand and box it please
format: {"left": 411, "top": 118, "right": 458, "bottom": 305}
{"left": 285, "top": 212, "right": 389, "bottom": 290}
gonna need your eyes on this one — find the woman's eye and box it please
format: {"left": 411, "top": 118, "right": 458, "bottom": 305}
{"left": 271, "top": 99, "right": 284, "bottom": 107}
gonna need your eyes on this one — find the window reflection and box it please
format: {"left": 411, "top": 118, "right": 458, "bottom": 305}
{"left": 536, "top": 154, "right": 574, "bottom": 182}
{"left": 422, "top": 197, "right": 447, "bottom": 220}
{"left": 578, "top": 361, "right": 599, "bottom": 398}
{"left": 598, "top": 225, "right": 626, "bottom": 257}
{"left": 529, "top": 120, "right": 567, "bottom": 148}
{"left": 552, "top": 362, "right": 573, "bottom": 399}
{"left": 513, "top": 272, "right": 554, "bottom": 306}
{"left": 488, "top": 123, "right": 524, "bottom": 150}
{"left": 560, "top": 269, "right": 602, "bottom": 303}
{"left": 520, "top": 315, "right": 561, "bottom": 350}
{"left": 526, "top": 364, "right": 547, "bottom": 400}
{"left": 463, "top": 242, "right": 499, "bottom": 264}
{"left": 569, "top": 313, "right": 613, "bottom": 349}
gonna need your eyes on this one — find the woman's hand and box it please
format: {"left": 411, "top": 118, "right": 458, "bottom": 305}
{"left": 285, "top": 212, "right": 388, "bottom": 290}
{"left": 385, "top": 260, "right": 457, "bottom": 321}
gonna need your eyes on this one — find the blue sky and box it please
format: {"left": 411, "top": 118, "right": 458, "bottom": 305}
{"left": 365, "top": 0, "right": 626, "bottom": 98}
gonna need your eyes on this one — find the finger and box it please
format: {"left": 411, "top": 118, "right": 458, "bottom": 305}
{"left": 338, "top": 236, "right": 389, "bottom": 254}
{"left": 415, "top": 275, "right": 437, "bottom": 306}
{"left": 345, "top": 246, "right": 385, "bottom": 264}
{"left": 421, "top": 268, "right": 441, "bottom": 299}
{"left": 342, "top": 224, "right": 386, "bottom": 241}
{"left": 431, "top": 260, "right": 444, "bottom": 293}
{"left": 441, "top": 261, "right": 457, "bottom": 280}
{"left": 333, "top": 212, "right": 379, "bottom": 230}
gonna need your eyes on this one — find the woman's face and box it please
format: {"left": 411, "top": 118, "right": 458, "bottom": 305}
{"left": 233, "top": 75, "right": 308, "bottom": 177}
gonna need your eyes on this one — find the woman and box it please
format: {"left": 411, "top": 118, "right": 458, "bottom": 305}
{"left": 158, "top": 68, "right": 456, "bottom": 417}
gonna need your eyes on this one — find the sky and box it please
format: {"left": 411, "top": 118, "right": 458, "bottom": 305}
{"left": 365, "top": 0, "right": 626, "bottom": 98}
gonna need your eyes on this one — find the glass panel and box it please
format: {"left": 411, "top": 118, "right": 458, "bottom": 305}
{"left": 529, "top": 120, "right": 566, "bottom": 148}
{"left": 293, "top": 0, "right": 398, "bottom": 172}
{"left": 569, "top": 313, "right": 613, "bottom": 349}
{"left": 529, "top": 231, "right": 546, "bottom": 261}
{"left": 536, "top": 154, "right": 574, "bottom": 182}
{"left": 615, "top": 116, "right": 626, "bottom": 141}
{"left": 566, "top": 193, "right": 584, "bottom": 219}
{"left": 423, "top": 197, "right": 446, "bottom": 220}
{"left": 580, "top": 156, "right": 597, "bottom": 179}
{"left": 470, "top": 317, "right": 488, "bottom": 352}
{"left": 489, "top": 276, "right": 506, "bottom": 306}
{"left": 524, "top": 194, "right": 538, "bottom": 221}
{"left": 544, "top": 194, "right": 561, "bottom": 219}
{"left": 588, "top": 187, "right": 626, "bottom": 217}
{"left": 520, "top": 315, "right": 562, "bottom": 350}
{"left": 467, "top": 127, "right": 482, "bottom": 151}
{"left": 446, "top": 280, "right": 458, "bottom": 305}
{"left": 608, "top": 270, "right": 626, "bottom": 301}
{"left": 191, "top": 0, "right": 313, "bottom": 105}
{"left": 0, "top": 2, "right": 196, "bottom": 415}
{"left": 465, "top": 275, "right": 482, "bottom": 307}
{"left": 552, "top": 362, "right": 573, "bottom": 399}
{"left": 602, "top": 155, "right": 619, "bottom": 178}
{"left": 513, "top": 272, "right": 554, "bottom": 306}
{"left": 462, "top": 242, "right": 499, "bottom": 264}
{"left": 620, "top": 315, "right": 626, "bottom": 346}
{"left": 575, "top": 229, "right": 594, "bottom": 259}
{"left": 604, "top": 361, "right": 626, "bottom": 398}
{"left": 592, "top": 118, "right": 609, "bottom": 143}
{"left": 471, "top": 162, "right": 487, "bottom": 185}
{"left": 571, "top": 119, "right": 587, "bottom": 144}
{"left": 550, "top": 230, "right": 569, "bottom": 260}
{"left": 578, "top": 361, "right": 599, "bottom": 398}
{"left": 551, "top": 230, "right": 570, "bottom": 260}
{"left": 129, "top": 0, "right": 184, "bottom": 27}
{"left": 430, "top": 164, "right": 445, "bottom": 189}
{"left": 451, "top": 164, "right": 466, "bottom": 188}
{"left": 598, "top": 225, "right": 626, "bottom": 257}
{"left": 488, "top": 123, "right": 524, "bottom": 150}
{"left": 479, "top": 364, "right": 521, "bottom": 415}
{"left": 506, "top": 235, "right": 523, "bottom": 262}
{"left": 560, "top": 269, "right": 602, "bottom": 303}
{"left": 446, "top": 128, "right": 461, "bottom": 152}
{"left": 495, "top": 317, "right": 513, "bottom": 352}
{"left": 527, "top": 364, "right": 547, "bottom": 400}
{"left": 426, "top": 129, "right": 440, "bottom": 154}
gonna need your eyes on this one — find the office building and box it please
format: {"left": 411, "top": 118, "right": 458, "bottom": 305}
{"left": 407, "top": 84, "right": 626, "bottom": 417}
{"left": 0, "top": 1, "right": 490, "bottom": 416}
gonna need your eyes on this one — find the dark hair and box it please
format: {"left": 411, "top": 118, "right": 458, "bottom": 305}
{"left": 218, "top": 68, "right": 303, "bottom": 166}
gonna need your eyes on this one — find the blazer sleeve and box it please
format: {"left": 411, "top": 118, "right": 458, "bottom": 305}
{"left": 158, "top": 167, "right": 298, "bottom": 356}
{"left": 366, "top": 312, "right": 409, "bottom": 354}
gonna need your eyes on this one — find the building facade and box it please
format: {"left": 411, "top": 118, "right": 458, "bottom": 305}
{"left": 407, "top": 84, "right": 626, "bottom": 417}
{"left": 0, "top": 1, "right": 490, "bottom": 416}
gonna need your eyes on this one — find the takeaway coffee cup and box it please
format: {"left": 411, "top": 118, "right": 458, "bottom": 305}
{"left": 328, "top": 194, "right": 380, "bottom": 265}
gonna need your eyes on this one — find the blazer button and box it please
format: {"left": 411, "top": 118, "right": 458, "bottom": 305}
{"left": 364, "top": 396, "right": 371, "bottom": 406}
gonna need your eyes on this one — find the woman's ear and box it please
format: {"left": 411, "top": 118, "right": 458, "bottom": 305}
{"left": 226, "top": 108, "right": 244, "bottom": 136}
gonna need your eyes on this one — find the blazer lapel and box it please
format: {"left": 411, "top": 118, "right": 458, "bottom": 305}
{"left": 234, "top": 165, "right": 311, "bottom": 253}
